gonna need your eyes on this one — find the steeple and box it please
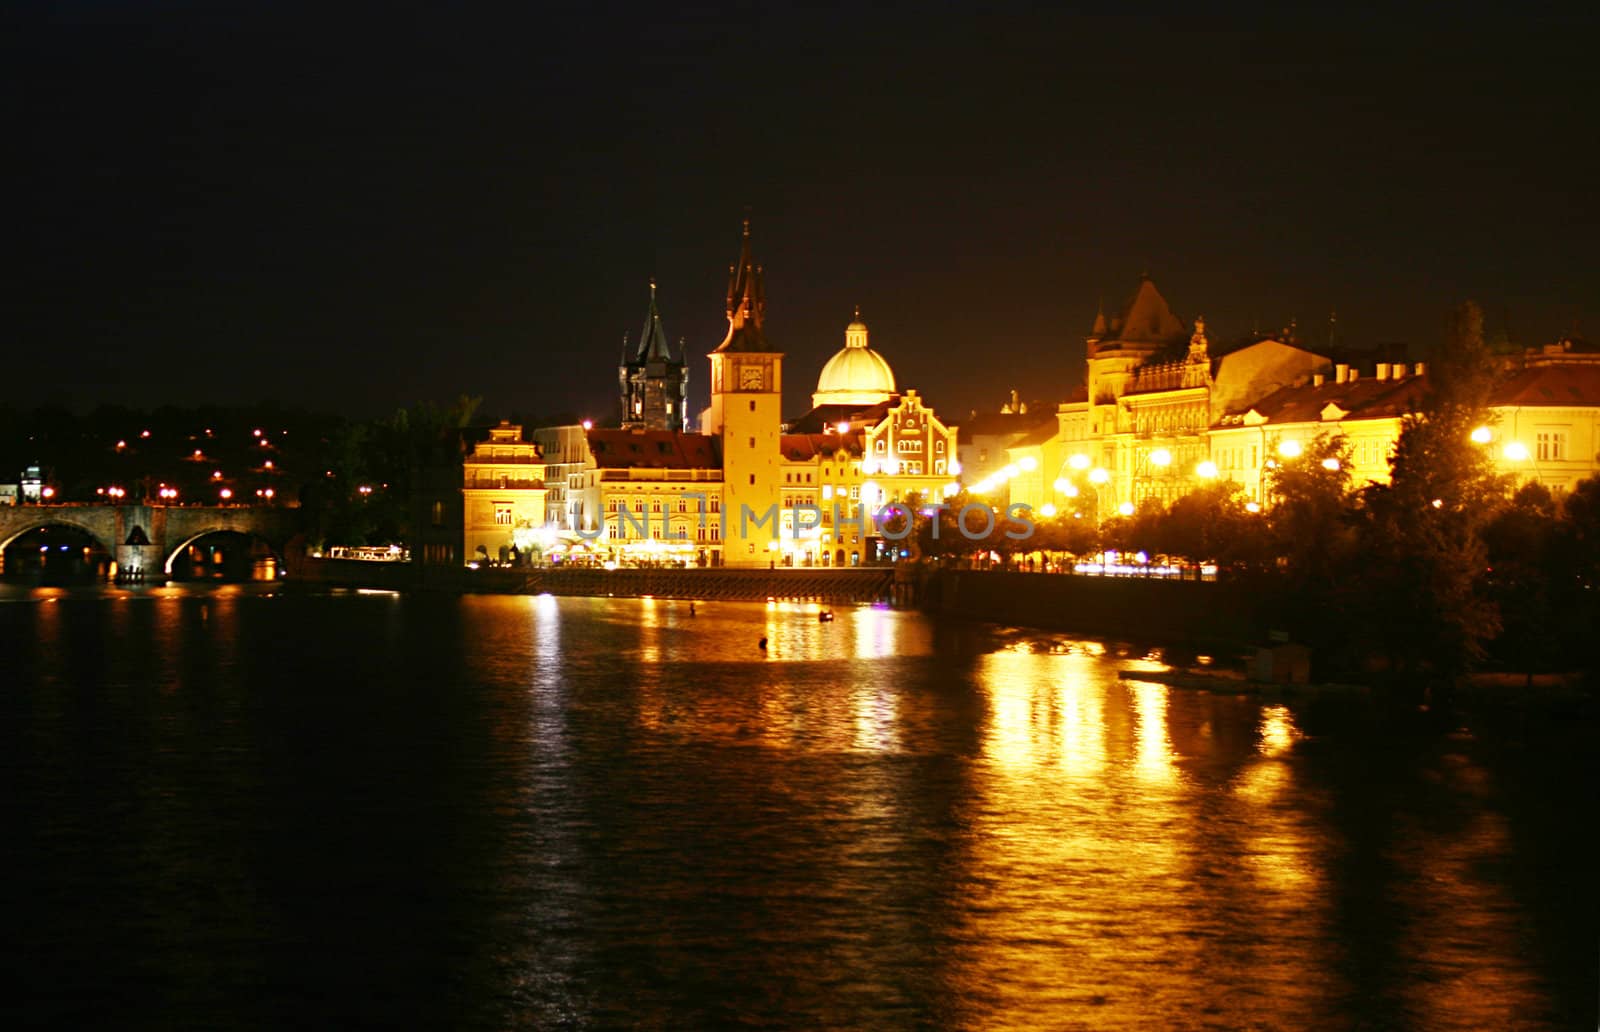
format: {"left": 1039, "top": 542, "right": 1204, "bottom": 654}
{"left": 716, "top": 218, "right": 769, "bottom": 353}
{"left": 619, "top": 278, "right": 689, "bottom": 430}
{"left": 634, "top": 278, "right": 673, "bottom": 362}
{"left": 1090, "top": 299, "right": 1108, "bottom": 339}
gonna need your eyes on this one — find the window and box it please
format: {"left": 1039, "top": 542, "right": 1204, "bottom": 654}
{"left": 495, "top": 504, "right": 513, "bottom": 525}
{"left": 431, "top": 501, "right": 444, "bottom": 527}
{"left": 936, "top": 440, "right": 945, "bottom": 453}
{"left": 1537, "top": 430, "right": 1568, "bottom": 461}
{"left": 749, "top": 400, "right": 756, "bottom": 412}
{"left": 876, "top": 439, "right": 887, "bottom": 453}
{"left": 749, "top": 474, "right": 755, "bottom": 485}
{"left": 935, "top": 460, "right": 945, "bottom": 474}
{"left": 749, "top": 437, "right": 756, "bottom": 449}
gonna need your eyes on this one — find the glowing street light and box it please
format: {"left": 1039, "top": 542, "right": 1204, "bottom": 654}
{"left": 219, "top": 488, "right": 233, "bottom": 500}
{"left": 1149, "top": 448, "right": 1172, "bottom": 467}
{"left": 1245, "top": 501, "right": 1261, "bottom": 513}
{"left": 1040, "top": 503, "right": 1057, "bottom": 517}
{"left": 1278, "top": 440, "right": 1303, "bottom": 459}
{"left": 1053, "top": 477, "right": 1072, "bottom": 493}
{"left": 1117, "top": 502, "right": 1134, "bottom": 516}
{"left": 1321, "top": 457, "right": 1341, "bottom": 471}
{"left": 1471, "top": 426, "right": 1492, "bottom": 444}
{"left": 1503, "top": 441, "right": 1530, "bottom": 462}
{"left": 1088, "top": 468, "right": 1110, "bottom": 485}
{"left": 1195, "top": 460, "right": 1219, "bottom": 479}
{"left": 1069, "top": 453, "right": 1090, "bottom": 470}
{"left": 1018, "top": 456, "right": 1038, "bottom": 472}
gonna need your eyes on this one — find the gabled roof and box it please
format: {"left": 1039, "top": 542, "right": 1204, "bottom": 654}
{"left": 585, "top": 429, "right": 722, "bottom": 469}
{"left": 1492, "top": 365, "right": 1600, "bottom": 407}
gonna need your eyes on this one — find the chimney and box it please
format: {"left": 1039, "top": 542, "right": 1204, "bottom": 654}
{"left": 1414, "top": 362, "right": 1426, "bottom": 377}
{"left": 1313, "top": 373, "right": 1325, "bottom": 387}
{"left": 1376, "top": 363, "right": 1390, "bottom": 381}
{"left": 1336, "top": 363, "right": 1349, "bottom": 384}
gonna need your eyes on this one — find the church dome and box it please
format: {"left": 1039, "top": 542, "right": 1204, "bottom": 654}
{"left": 812, "top": 312, "right": 897, "bottom": 408}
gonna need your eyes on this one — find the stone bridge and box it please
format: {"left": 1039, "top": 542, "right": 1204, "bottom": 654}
{"left": 0, "top": 503, "right": 303, "bottom": 579}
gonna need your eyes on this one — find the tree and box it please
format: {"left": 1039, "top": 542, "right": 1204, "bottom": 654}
{"left": 1357, "top": 302, "right": 1508, "bottom": 678}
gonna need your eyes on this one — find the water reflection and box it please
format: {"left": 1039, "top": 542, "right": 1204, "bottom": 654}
{"left": 0, "top": 584, "right": 1592, "bottom": 1029}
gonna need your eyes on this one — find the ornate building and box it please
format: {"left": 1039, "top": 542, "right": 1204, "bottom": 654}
{"left": 462, "top": 421, "right": 547, "bottom": 564}
{"left": 619, "top": 280, "right": 689, "bottom": 431}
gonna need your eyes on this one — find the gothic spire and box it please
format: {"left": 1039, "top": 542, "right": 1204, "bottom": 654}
{"left": 635, "top": 278, "right": 672, "bottom": 362}
{"left": 716, "top": 217, "right": 769, "bottom": 352}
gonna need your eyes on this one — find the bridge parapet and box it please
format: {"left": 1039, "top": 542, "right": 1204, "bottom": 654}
{"left": 0, "top": 503, "right": 302, "bottom": 580}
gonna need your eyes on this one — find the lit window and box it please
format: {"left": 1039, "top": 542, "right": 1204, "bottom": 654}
{"left": 494, "top": 504, "right": 512, "bottom": 525}
{"left": 1537, "top": 429, "right": 1568, "bottom": 461}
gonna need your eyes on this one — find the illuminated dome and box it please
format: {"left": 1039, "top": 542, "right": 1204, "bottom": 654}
{"left": 812, "top": 312, "right": 897, "bottom": 408}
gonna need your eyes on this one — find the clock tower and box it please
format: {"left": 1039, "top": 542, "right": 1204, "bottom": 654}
{"left": 707, "top": 219, "right": 783, "bottom": 567}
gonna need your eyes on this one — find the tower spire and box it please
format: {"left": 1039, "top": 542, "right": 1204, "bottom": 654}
{"left": 716, "top": 217, "right": 768, "bottom": 352}
{"left": 636, "top": 277, "right": 671, "bottom": 361}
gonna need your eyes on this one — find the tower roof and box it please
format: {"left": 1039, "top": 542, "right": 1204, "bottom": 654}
{"left": 630, "top": 279, "right": 674, "bottom": 364}
{"left": 715, "top": 218, "right": 771, "bottom": 353}
{"left": 1096, "top": 276, "right": 1187, "bottom": 347}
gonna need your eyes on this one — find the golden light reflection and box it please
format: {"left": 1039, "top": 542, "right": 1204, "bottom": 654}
{"left": 1257, "top": 704, "right": 1299, "bottom": 757}
{"left": 1129, "top": 681, "right": 1175, "bottom": 783}
{"left": 851, "top": 680, "right": 900, "bottom": 753}
{"left": 852, "top": 606, "right": 900, "bottom": 660}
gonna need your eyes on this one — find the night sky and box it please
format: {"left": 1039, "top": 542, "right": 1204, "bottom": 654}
{"left": 10, "top": 4, "right": 1597, "bottom": 424}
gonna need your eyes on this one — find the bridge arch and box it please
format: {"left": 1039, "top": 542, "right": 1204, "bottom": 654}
{"left": 0, "top": 519, "right": 116, "bottom": 578}
{"left": 164, "top": 527, "right": 286, "bottom": 577}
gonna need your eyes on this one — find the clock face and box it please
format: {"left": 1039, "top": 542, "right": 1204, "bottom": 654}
{"left": 739, "top": 365, "right": 764, "bottom": 390}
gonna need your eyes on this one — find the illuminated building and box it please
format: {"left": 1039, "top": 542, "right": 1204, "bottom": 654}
{"left": 1008, "top": 277, "right": 1337, "bottom": 517}
{"left": 619, "top": 279, "right": 689, "bottom": 431}
{"left": 957, "top": 391, "right": 1057, "bottom": 509}
{"left": 704, "top": 219, "right": 784, "bottom": 567}
{"left": 785, "top": 314, "right": 959, "bottom": 560}
{"left": 572, "top": 429, "right": 724, "bottom": 565}
{"left": 462, "top": 421, "right": 547, "bottom": 564}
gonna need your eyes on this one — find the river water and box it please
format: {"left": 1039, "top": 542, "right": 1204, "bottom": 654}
{"left": 1, "top": 583, "right": 1593, "bottom": 1029}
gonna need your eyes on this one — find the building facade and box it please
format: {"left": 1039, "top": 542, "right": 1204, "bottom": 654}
{"left": 462, "top": 421, "right": 547, "bottom": 564}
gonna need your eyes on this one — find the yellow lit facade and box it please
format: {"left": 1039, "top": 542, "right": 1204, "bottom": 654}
{"left": 462, "top": 421, "right": 547, "bottom": 563}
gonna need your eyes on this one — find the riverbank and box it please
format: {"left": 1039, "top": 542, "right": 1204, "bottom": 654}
{"left": 293, "top": 557, "right": 900, "bottom": 604}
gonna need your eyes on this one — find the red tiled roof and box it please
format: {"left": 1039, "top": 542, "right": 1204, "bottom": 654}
{"left": 780, "top": 432, "right": 863, "bottom": 461}
{"left": 1492, "top": 365, "right": 1600, "bottom": 407}
{"left": 585, "top": 429, "right": 722, "bottom": 469}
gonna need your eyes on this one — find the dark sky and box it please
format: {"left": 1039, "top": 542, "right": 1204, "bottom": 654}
{"left": 9, "top": 3, "right": 1597, "bottom": 423}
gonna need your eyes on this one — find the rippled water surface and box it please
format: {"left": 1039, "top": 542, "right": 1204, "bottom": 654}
{"left": 2, "top": 583, "right": 1594, "bottom": 1028}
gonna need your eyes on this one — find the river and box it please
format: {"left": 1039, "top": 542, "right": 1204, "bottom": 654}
{"left": 1, "top": 583, "right": 1593, "bottom": 1028}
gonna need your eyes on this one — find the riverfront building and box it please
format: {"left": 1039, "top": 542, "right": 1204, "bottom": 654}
{"left": 462, "top": 421, "right": 547, "bottom": 564}
{"left": 1004, "top": 277, "right": 1600, "bottom": 518}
